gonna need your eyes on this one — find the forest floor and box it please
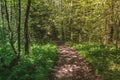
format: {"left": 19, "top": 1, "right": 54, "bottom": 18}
{"left": 49, "top": 44, "right": 101, "bottom": 80}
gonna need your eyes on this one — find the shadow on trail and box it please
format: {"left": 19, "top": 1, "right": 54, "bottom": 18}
{"left": 50, "top": 44, "right": 100, "bottom": 80}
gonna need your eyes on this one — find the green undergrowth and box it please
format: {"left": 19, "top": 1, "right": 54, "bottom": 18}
{"left": 0, "top": 43, "right": 57, "bottom": 80}
{"left": 66, "top": 42, "right": 120, "bottom": 80}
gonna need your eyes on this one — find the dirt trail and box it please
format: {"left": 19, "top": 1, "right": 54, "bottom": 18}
{"left": 50, "top": 45, "right": 101, "bottom": 80}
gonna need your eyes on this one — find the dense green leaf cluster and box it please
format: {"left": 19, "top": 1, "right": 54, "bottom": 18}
{"left": 30, "top": 0, "right": 53, "bottom": 41}
{"left": 66, "top": 42, "right": 120, "bottom": 80}
{"left": 0, "top": 44, "right": 57, "bottom": 80}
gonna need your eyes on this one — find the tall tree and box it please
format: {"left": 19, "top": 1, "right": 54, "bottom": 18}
{"left": 60, "top": 0, "right": 65, "bottom": 41}
{"left": 17, "top": 0, "right": 21, "bottom": 57}
{"left": 4, "top": 0, "right": 17, "bottom": 55}
{"left": 108, "top": 0, "right": 114, "bottom": 44}
{"left": 0, "top": 0, "right": 5, "bottom": 45}
{"left": 24, "top": 0, "right": 31, "bottom": 55}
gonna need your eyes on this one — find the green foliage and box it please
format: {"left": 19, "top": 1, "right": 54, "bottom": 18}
{"left": 0, "top": 43, "right": 15, "bottom": 66}
{"left": 68, "top": 42, "right": 120, "bottom": 80}
{"left": 0, "top": 43, "right": 57, "bottom": 80}
{"left": 1, "top": 0, "right": 120, "bottom": 80}
{"left": 30, "top": 0, "right": 52, "bottom": 41}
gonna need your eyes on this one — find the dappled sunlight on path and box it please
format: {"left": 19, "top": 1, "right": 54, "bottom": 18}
{"left": 50, "top": 45, "right": 101, "bottom": 80}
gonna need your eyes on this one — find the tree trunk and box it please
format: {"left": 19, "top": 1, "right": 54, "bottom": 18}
{"left": 61, "top": 26, "right": 65, "bottom": 41}
{"left": 17, "top": 0, "right": 21, "bottom": 57}
{"left": 108, "top": 0, "right": 114, "bottom": 44}
{"left": 24, "top": 0, "right": 31, "bottom": 55}
{"left": 116, "top": 16, "right": 120, "bottom": 50}
{"left": 60, "top": 0, "right": 65, "bottom": 41}
{"left": 4, "top": 0, "right": 17, "bottom": 55}
{"left": 0, "top": 1, "right": 5, "bottom": 44}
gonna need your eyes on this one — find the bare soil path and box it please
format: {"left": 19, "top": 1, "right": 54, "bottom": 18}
{"left": 49, "top": 45, "right": 100, "bottom": 80}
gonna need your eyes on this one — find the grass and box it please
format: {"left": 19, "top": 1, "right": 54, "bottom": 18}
{"left": 0, "top": 43, "right": 57, "bottom": 80}
{"left": 66, "top": 42, "right": 120, "bottom": 80}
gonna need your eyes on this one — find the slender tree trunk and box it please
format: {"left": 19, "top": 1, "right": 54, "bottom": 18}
{"left": 13, "top": 0, "right": 17, "bottom": 30}
{"left": 70, "top": 1, "right": 73, "bottom": 41}
{"left": 4, "top": 0, "right": 17, "bottom": 55}
{"left": 17, "top": 0, "right": 21, "bottom": 57}
{"left": 61, "top": 26, "right": 65, "bottom": 41}
{"left": 24, "top": 0, "right": 31, "bottom": 55}
{"left": 60, "top": 0, "right": 65, "bottom": 41}
{"left": 10, "top": 0, "right": 13, "bottom": 26}
{"left": 116, "top": 16, "right": 120, "bottom": 50}
{"left": 1, "top": 0, "right": 7, "bottom": 52}
{"left": 109, "top": 0, "right": 114, "bottom": 44}
{"left": 118, "top": 15, "right": 120, "bottom": 49}
{"left": 0, "top": 1, "right": 4, "bottom": 44}
{"left": 4, "top": 0, "right": 21, "bottom": 68}
{"left": 104, "top": 18, "right": 108, "bottom": 44}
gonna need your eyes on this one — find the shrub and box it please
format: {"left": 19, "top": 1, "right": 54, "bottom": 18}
{"left": 0, "top": 43, "right": 57, "bottom": 80}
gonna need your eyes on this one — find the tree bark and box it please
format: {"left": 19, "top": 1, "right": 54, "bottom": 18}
{"left": 0, "top": 1, "right": 5, "bottom": 44}
{"left": 24, "top": 0, "right": 31, "bottom": 55}
{"left": 17, "top": 0, "right": 21, "bottom": 57}
{"left": 4, "top": 0, "right": 17, "bottom": 55}
{"left": 116, "top": 16, "right": 120, "bottom": 50}
{"left": 60, "top": 0, "right": 65, "bottom": 41}
{"left": 108, "top": 0, "right": 114, "bottom": 44}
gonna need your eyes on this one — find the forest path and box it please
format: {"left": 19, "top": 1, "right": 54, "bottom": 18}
{"left": 49, "top": 45, "right": 101, "bottom": 80}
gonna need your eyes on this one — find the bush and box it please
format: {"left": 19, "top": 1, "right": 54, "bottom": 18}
{"left": 70, "top": 42, "right": 120, "bottom": 80}
{"left": 0, "top": 43, "right": 57, "bottom": 80}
